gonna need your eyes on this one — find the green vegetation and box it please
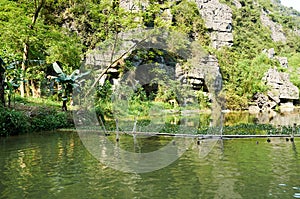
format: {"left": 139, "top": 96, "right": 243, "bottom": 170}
{"left": 0, "top": 98, "right": 73, "bottom": 136}
{"left": 0, "top": 0, "right": 300, "bottom": 135}
{"left": 215, "top": 0, "right": 300, "bottom": 108}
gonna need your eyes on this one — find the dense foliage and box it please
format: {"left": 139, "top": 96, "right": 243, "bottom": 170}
{"left": 0, "top": 0, "right": 299, "bottom": 113}
{"left": 0, "top": 106, "right": 73, "bottom": 136}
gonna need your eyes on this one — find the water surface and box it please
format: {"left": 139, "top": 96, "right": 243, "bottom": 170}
{"left": 0, "top": 131, "right": 299, "bottom": 198}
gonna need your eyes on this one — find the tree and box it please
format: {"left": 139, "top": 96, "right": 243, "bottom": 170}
{"left": 0, "top": 0, "right": 83, "bottom": 98}
{"left": 0, "top": 57, "right": 5, "bottom": 106}
{"left": 20, "top": 0, "right": 45, "bottom": 97}
{"left": 0, "top": 0, "right": 46, "bottom": 97}
{"left": 171, "top": 0, "right": 209, "bottom": 45}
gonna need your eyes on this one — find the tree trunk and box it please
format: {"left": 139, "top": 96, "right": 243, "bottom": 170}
{"left": 20, "top": 42, "right": 29, "bottom": 97}
{"left": 0, "top": 58, "right": 5, "bottom": 107}
{"left": 8, "top": 94, "right": 11, "bottom": 108}
{"left": 25, "top": 81, "right": 31, "bottom": 97}
{"left": 31, "top": 79, "right": 41, "bottom": 98}
{"left": 20, "top": 0, "right": 45, "bottom": 98}
{"left": 62, "top": 99, "right": 68, "bottom": 111}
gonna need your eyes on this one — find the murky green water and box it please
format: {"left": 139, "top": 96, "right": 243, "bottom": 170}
{"left": 0, "top": 131, "right": 299, "bottom": 198}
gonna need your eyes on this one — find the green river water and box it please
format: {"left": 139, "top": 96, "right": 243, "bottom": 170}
{"left": 0, "top": 130, "right": 299, "bottom": 199}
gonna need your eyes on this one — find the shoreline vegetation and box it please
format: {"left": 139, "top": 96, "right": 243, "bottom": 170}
{"left": 1, "top": 95, "right": 299, "bottom": 137}
{"left": 0, "top": 96, "right": 74, "bottom": 136}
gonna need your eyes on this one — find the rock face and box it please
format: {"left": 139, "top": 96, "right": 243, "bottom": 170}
{"left": 277, "top": 57, "right": 289, "bottom": 68}
{"left": 121, "top": 0, "right": 234, "bottom": 49}
{"left": 120, "top": 0, "right": 148, "bottom": 12}
{"left": 86, "top": 1, "right": 225, "bottom": 106}
{"left": 250, "top": 68, "right": 299, "bottom": 113}
{"left": 260, "top": 11, "right": 286, "bottom": 42}
{"left": 250, "top": 49, "right": 299, "bottom": 112}
{"left": 177, "top": 55, "right": 222, "bottom": 94}
{"left": 118, "top": 0, "right": 227, "bottom": 94}
{"left": 263, "top": 48, "right": 289, "bottom": 68}
{"left": 263, "top": 68, "right": 299, "bottom": 102}
{"left": 195, "top": 0, "right": 233, "bottom": 49}
{"left": 232, "top": 0, "right": 242, "bottom": 9}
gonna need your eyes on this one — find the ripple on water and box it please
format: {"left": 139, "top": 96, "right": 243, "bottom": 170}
{"left": 279, "top": 184, "right": 287, "bottom": 186}
{"left": 294, "top": 193, "right": 300, "bottom": 198}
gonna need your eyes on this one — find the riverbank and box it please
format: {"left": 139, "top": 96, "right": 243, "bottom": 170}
{"left": 1, "top": 96, "right": 299, "bottom": 137}
{"left": 0, "top": 97, "right": 74, "bottom": 136}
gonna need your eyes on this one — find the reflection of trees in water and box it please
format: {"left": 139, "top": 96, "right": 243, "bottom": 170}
{"left": 188, "top": 139, "right": 243, "bottom": 198}
{"left": 190, "top": 137, "right": 300, "bottom": 198}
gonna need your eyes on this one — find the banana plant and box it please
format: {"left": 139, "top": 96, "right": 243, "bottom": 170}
{"left": 5, "top": 63, "right": 23, "bottom": 108}
{"left": 50, "top": 62, "right": 90, "bottom": 111}
{"left": 5, "top": 78, "right": 21, "bottom": 108}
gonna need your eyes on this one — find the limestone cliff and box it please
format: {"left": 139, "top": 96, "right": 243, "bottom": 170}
{"left": 85, "top": 0, "right": 300, "bottom": 110}
{"left": 249, "top": 49, "right": 299, "bottom": 112}
{"left": 195, "top": 0, "right": 233, "bottom": 49}
{"left": 260, "top": 10, "right": 286, "bottom": 42}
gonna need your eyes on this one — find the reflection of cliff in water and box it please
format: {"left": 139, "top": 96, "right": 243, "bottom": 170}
{"left": 223, "top": 109, "right": 300, "bottom": 127}
{"left": 253, "top": 108, "right": 300, "bottom": 126}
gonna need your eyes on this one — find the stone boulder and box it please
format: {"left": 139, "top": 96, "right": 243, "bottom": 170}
{"left": 276, "top": 57, "right": 289, "bottom": 68}
{"left": 263, "top": 48, "right": 275, "bottom": 59}
{"left": 253, "top": 93, "right": 269, "bottom": 109}
{"left": 233, "top": 0, "right": 242, "bottom": 9}
{"left": 120, "top": 0, "right": 148, "bottom": 12}
{"left": 263, "top": 48, "right": 289, "bottom": 68}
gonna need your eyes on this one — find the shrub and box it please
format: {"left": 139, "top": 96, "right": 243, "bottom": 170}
{"left": 30, "top": 108, "right": 73, "bottom": 131}
{"left": 0, "top": 107, "right": 30, "bottom": 136}
{"left": 0, "top": 106, "right": 73, "bottom": 136}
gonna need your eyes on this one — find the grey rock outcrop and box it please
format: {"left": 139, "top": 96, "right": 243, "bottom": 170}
{"left": 276, "top": 57, "right": 289, "bottom": 68}
{"left": 233, "top": 0, "right": 242, "bottom": 9}
{"left": 254, "top": 49, "right": 299, "bottom": 111}
{"left": 260, "top": 11, "right": 286, "bottom": 42}
{"left": 262, "top": 48, "right": 289, "bottom": 68}
{"left": 249, "top": 93, "right": 277, "bottom": 113}
{"left": 195, "top": 0, "right": 233, "bottom": 49}
{"left": 122, "top": 0, "right": 234, "bottom": 49}
{"left": 85, "top": 28, "right": 222, "bottom": 96}
{"left": 250, "top": 67, "right": 299, "bottom": 113}
{"left": 263, "top": 68, "right": 299, "bottom": 101}
{"left": 120, "top": 0, "right": 148, "bottom": 12}
{"left": 176, "top": 55, "right": 222, "bottom": 95}
{"left": 263, "top": 48, "right": 275, "bottom": 59}
{"left": 253, "top": 93, "right": 269, "bottom": 109}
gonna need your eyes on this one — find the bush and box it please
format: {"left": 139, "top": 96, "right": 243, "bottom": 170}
{"left": 0, "top": 107, "right": 30, "bottom": 136}
{"left": 30, "top": 109, "right": 73, "bottom": 131}
{"left": 0, "top": 106, "right": 73, "bottom": 136}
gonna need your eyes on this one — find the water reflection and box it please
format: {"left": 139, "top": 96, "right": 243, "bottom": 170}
{"left": 252, "top": 109, "right": 300, "bottom": 127}
{"left": 0, "top": 132, "right": 299, "bottom": 198}
{"left": 224, "top": 109, "right": 300, "bottom": 127}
